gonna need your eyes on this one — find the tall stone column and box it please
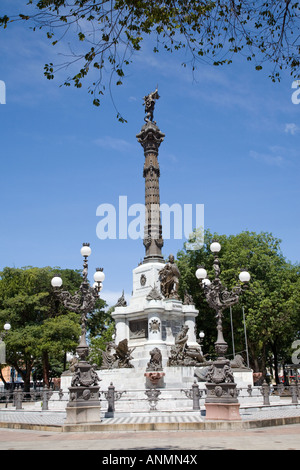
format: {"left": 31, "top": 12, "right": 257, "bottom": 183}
{"left": 136, "top": 90, "right": 165, "bottom": 264}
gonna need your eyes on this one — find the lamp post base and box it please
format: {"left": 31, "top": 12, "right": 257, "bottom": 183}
{"left": 65, "top": 385, "right": 101, "bottom": 425}
{"left": 204, "top": 377, "right": 241, "bottom": 421}
{"left": 65, "top": 404, "right": 102, "bottom": 425}
{"left": 205, "top": 402, "right": 241, "bottom": 421}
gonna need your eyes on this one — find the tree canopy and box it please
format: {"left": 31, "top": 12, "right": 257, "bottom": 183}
{"left": 0, "top": 266, "right": 82, "bottom": 389}
{"left": 1, "top": 1, "right": 299, "bottom": 117}
{"left": 0, "top": 265, "right": 110, "bottom": 389}
{"left": 177, "top": 229, "right": 300, "bottom": 382}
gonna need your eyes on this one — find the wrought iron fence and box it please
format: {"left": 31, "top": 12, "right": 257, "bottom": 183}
{"left": 0, "top": 381, "right": 299, "bottom": 414}
{"left": 0, "top": 388, "right": 65, "bottom": 410}
{"left": 99, "top": 382, "right": 300, "bottom": 415}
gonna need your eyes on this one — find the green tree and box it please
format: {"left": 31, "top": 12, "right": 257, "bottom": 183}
{"left": 0, "top": 266, "right": 82, "bottom": 390}
{"left": 88, "top": 319, "right": 115, "bottom": 367}
{"left": 35, "top": 313, "right": 81, "bottom": 386}
{"left": 87, "top": 303, "right": 115, "bottom": 367}
{"left": 87, "top": 298, "right": 110, "bottom": 337}
{"left": 177, "top": 229, "right": 300, "bottom": 382}
{"left": 1, "top": 1, "right": 299, "bottom": 117}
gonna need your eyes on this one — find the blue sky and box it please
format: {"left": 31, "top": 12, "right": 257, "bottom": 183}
{"left": 0, "top": 1, "right": 300, "bottom": 306}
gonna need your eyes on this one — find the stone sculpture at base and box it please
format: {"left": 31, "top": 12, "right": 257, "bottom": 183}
{"left": 101, "top": 339, "right": 135, "bottom": 369}
{"left": 168, "top": 325, "right": 207, "bottom": 367}
{"left": 146, "top": 347, "right": 163, "bottom": 371}
{"left": 144, "top": 347, "right": 165, "bottom": 387}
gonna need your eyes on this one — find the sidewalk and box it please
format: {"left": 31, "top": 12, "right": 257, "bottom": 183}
{"left": 1, "top": 407, "right": 300, "bottom": 450}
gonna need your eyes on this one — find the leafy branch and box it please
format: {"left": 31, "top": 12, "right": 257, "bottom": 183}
{"left": 1, "top": 1, "right": 299, "bottom": 116}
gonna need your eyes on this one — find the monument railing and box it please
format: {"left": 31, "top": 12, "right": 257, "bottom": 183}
{"left": 0, "top": 383, "right": 299, "bottom": 413}
{"left": 100, "top": 383, "right": 300, "bottom": 414}
{"left": 0, "top": 388, "right": 65, "bottom": 410}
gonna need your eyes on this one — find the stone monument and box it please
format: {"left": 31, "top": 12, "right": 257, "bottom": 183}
{"left": 111, "top": 89, "right": 201, "bottom": 372}
{"left": 59, "top": 93, "right": 254, "bottom": 411}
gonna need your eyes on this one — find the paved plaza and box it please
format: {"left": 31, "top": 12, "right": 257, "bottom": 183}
{"left": 0, "top": 405, "right": 300, "bottom": 450}
{"left": 0, "top": 422, "right": 300, "bottom": 451}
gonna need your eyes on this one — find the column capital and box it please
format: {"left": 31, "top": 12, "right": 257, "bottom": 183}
{"left": 136, "top": 120, "right": 165, "bottom": 155}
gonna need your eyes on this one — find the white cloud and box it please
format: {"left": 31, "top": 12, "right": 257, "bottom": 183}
{"left": 93, "top": 136, "right": 135, "bottom": 152}
{"left": 249, "top": 150, "right": 284, "bottom": 167}
{"left": 285, "top": 123, "right": 300, "bottom": 135}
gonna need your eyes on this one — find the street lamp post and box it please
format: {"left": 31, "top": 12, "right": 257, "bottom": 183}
{"left": 0, "top": 322, "right": 11, "bottom": 340}
{"left": 198, "top": 331, "right": 205, "bottom": 355}
{"left": 196, "top": 240, "right": 250, "bottom": 420}
{"left": 51, "top": 243, "right": 105, "bottom": 425}
{"left": 0, "top": 322, "right": 11, "bottom": 365}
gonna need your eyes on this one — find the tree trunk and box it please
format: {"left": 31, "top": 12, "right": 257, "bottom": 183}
{"left": 271, "top": 342, "right": 280, "bottom": 384}
{"left": 14, "top": 361, "right": 32, "bottom": 392}
{"left": 22, "top": 365, "right": 32, "bottom": 392}
{"left": 63, "top": 352, "right": 67, "bottom": 372}
{"left": 42, "top": 351, "right": 50, "bottom": 387}
{"left": 248, "top": 342, "right": 260, "bottom": 371}
{"left": 260, "top": 343, "right": 267, "bottom": 380}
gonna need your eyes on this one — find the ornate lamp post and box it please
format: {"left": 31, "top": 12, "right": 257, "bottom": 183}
{"left": 0, "top": 322, "right": 11, "bottom": 365}
{"left": 195, "top": 240, "right": 250, "bottom": 420}
{"left": 0, "top": 322, "right": 11, "bottom": 340}
{"left": 198, "top": 330, "right": 205, "bottom": 355}
{"left": 51, "top": 243, "right": 105, "bottom": 425}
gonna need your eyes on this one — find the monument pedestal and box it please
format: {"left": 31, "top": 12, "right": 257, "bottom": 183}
{"left": 65, "top": 385, "right": 101, "bottom": 424}
{"left": 205, "top": 402, "right": 241, "bottom": 421}
{"left": 64, "top": 358, "right": 102, "bottom": 425}
{"left": 203, "top": 358, "right": 242, "bottom": 421}
{"left": 65, "top": 404, "right": 101, "bottom": 425}
{"left": 112, "top": 262, "right": 199, "bottom": 369}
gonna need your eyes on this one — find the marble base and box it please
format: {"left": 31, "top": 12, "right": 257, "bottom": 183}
{"left": 57, "top": 367, "right": 259, "bottom": 415}
{"left": 64, "top": 385, "right": 101, "bottom": 425}
{"left": 205, "top": 402, "right": 241, "bottom": 421}
{"left": 61, "top": 366, "right": 254, "bottom": 392}
{"left": 65, "top": 404, "right": 102, "bottom": 424}
{"left": 111, "top": 261, "right": 199, "bottom": 369}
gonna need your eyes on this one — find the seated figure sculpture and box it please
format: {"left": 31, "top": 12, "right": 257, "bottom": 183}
{"left": 168, "top": 325, "right": 207, "bottom": 367}
{"left": 101, "top": 338, "right": 135, "bottom": 369}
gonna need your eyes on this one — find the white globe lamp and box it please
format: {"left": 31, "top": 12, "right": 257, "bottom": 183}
{"left": 196, "top": 267, "right": 207, "bottom": 280}
{"left": 51, "top": 276, "right": 63, "bottom": 288}
{"left": 239, "top": 270, "right": 251, "bottom": 283}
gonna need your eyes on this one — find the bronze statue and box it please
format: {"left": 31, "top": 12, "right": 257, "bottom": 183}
{"left": 183, "top": 289, "right": 194, "bottom": 305}
{"left": 168, "top": 325, "right": 208, "bottom": 367}
{"left": 115, "top": 290, "right": 127, "bottom": 307}
{"left": 159, "top": 254, "right": 180, "bottom": 299}
{"left": 146, "top": 285, "right": 163, "bottom": 301}
{"left": 115, "top": 339, "right": 135, "bottom": 368}
{"left": 175, "top": 325, "right": 189, "bottom": 354}
{"left": 230, "top": 354, "right": 247, "bottom": 369}
{"left": 146, "top": 347, "right": 163, "bottom": 371}
{"left": 101, "top": 338, "right": 135, "bottom": 369}
{"left": 143, "top": 87, "right": 160, "bottom": 122}
{"left": 101, "top": 342, "right": 118, "bottom": 369}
